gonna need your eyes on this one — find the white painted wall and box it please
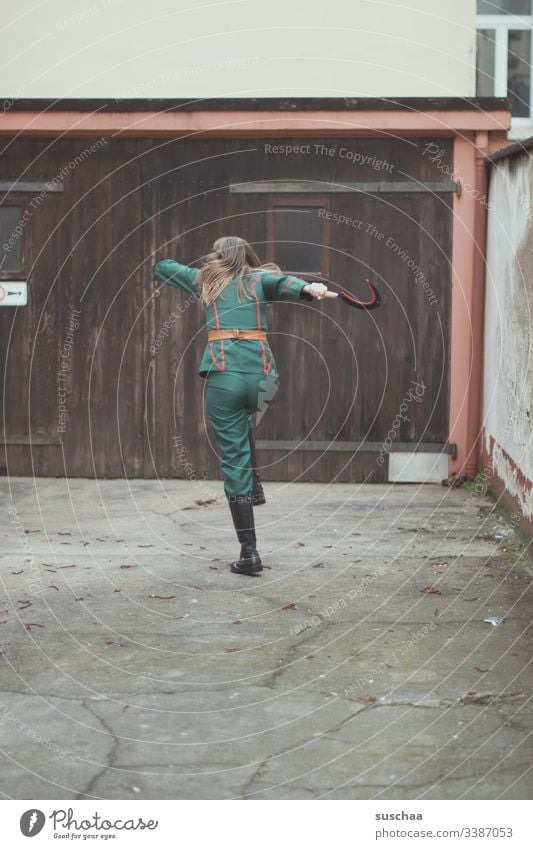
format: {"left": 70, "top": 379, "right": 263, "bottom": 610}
{"left": 483, "top": 151, "right": 533, "bottom": 521}
{"left": 1, "top": 0, "right": 476, "bottom": 100}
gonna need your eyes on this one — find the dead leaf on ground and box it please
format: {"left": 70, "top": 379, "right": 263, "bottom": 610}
{"left": 295, "top": 542, "right": 305, "bottom": 547}
{"left": 356, "top": 695, "right": 377, "bottom": 703}
{"left": 48, "top": 585, "right": 59, "bottom": 591}
{"left": 305, "top": 655, "right": 315, "bottom": 660}
{"left": 282, "top": 602, "right": 297, "bottom": 610}
{"left": 24, "top": 623, "right": 45, "bottom": 631}
{"left": 233, "top": 620, "right": 241, "bottom": 625}
{"left": 224, "top": 647, "right": 240, "bottom": 653}
{"left": 460, "top": 691, "right": 497, "bottom": 706}
{"left": 24, "top": 530, "right": 41, "bottom": 534}
{"left": 11, "top": 570, "right": 24, "bottom": 575}
{"left": 312, "top": 563, "right": 324, "bottom": 568}
{"left": 465, "top": 597, "right": 480, "bottom": 602}
{"left": 209, "top": 566, "right": 218, "bottom": 570}
{"left": 420, "top": 585, "right": 441, "bottom": 595}
{"left": 17, "top": 600, "right": 32, "bottom": 610}
{"left": 58, "top": 532, "right": 71, "bottom": 536}
{"left": 474, "top": 666, "right": 490, "bottom": 673}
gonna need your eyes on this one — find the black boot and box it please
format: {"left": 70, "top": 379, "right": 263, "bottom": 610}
{"left": 227, "top": 493, "right": 263, "bottom": 576}
{"left": 248, "top": 428, "right": 266, "bottom": 506}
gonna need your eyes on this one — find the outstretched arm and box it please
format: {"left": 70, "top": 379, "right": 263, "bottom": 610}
{"left": 260, "top": 272, "right": 327, "bottom": 301}
{"left": 153, "top": 259, "right": 200, "bottom": 298}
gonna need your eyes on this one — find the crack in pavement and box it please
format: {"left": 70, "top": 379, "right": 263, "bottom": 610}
{"left": 74, "top": 700, "right": 121, "bottom": 800}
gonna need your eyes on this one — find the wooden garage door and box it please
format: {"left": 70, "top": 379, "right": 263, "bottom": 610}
{"left": 0, "top": 135, "right": 452, "bottom": 481}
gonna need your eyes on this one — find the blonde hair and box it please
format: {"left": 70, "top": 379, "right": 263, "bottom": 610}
{"left": 197, "top": 236, "right": 279, "bottom": 305}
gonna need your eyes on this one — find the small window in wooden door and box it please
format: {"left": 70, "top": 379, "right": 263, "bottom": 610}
{"left": 266, "top": 198, "right": 329, "bottom": 276}
{"left": 0, "top": 203, "right": 27, "bottom": 278}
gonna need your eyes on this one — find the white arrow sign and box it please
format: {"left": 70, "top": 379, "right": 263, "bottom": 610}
{"left": 0, "top": 281, "right": 27, "bottom": 306}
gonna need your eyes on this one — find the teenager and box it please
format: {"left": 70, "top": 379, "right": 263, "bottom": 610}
{"left": 153, "top": 236, "right": 327, "bottom": 576}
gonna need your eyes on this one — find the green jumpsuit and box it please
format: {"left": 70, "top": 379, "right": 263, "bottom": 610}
{"left": 153, "top": 260, "right": 309, "bottom": 496}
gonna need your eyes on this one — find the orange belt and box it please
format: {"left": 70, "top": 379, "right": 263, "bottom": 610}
{"left": 208, "top": 329, "right": 267, "bottom": 342}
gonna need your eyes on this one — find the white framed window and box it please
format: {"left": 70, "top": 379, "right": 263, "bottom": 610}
{"left": 476, "top": 0, "right": 533, "bottom": 134}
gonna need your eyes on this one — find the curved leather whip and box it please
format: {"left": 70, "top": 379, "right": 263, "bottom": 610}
{"left": 334, "top": 278, "right": 381, "bottom": 310}
{"left": 297, "top": 273, "right": 382, "bottom": 311}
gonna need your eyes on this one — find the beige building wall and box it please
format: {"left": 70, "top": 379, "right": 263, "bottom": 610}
{"left": 1, "top": 0, "right": 476, "bottom": 100}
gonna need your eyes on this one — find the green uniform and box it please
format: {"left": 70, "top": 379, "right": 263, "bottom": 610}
{"left": 153, "top": 259, "right": 309, "bottom": 495}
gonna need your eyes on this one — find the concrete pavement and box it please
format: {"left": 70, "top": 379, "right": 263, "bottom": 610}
{"left": 1, "top": 477, "right": 531, "bottom": 799}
